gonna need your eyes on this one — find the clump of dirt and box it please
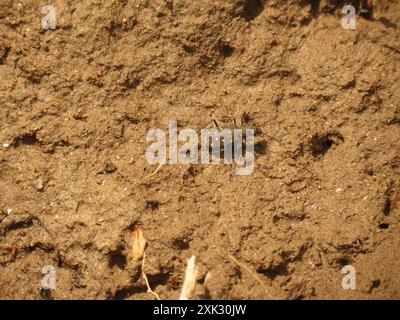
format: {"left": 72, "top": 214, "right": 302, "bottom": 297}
{"left": 0, "top": 0, "right": 399, "bottom": 299}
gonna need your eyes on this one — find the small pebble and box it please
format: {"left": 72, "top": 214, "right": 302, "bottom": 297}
{"left": 36, "top": 178, "right": 44, "bottom": 191}
{"left": 104, "top": 162, "right": 117, "bottom": 173}
{"left": 335, "top": 188, "right": 342, "bottom": 193}
{"left": 3, "top": 143, "right": 10, "bottom": 148}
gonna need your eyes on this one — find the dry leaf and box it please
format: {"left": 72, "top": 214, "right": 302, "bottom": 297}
{"left": 132, "top": 227, "right": 147, "bottom": 261}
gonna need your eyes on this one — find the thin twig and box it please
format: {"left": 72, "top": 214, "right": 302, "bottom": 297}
{"left": 141, "top": 252, "right": 160, "bottom": 300}
{"left": 229, "top": 254, "right": 275, "bottom": 300}
{"left": 145, "top": 162, "right": 164, "bottom": 179}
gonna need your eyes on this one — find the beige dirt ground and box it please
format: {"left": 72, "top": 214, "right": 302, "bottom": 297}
{"left": 0, "top": 0, "right": 399, "bottom": 299}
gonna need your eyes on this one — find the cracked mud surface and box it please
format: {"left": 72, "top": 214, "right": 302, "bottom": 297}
{"left": 0, "top": 0, "right": 399, "bottom": 299}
